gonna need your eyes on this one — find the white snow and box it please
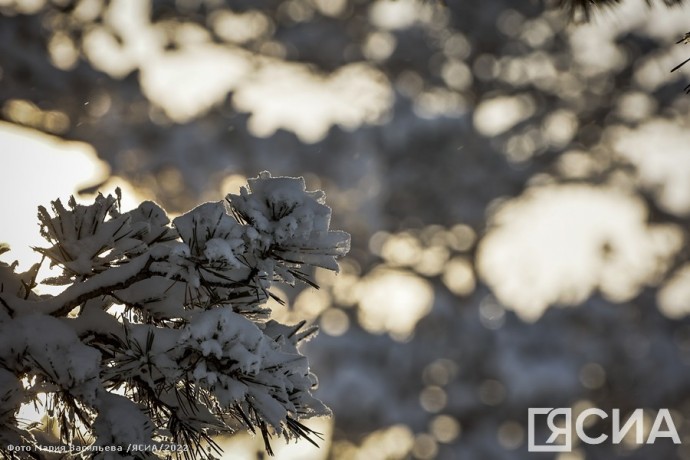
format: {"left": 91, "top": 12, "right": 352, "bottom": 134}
{"left": 229, "top": 172, "right": 351, "bottom": 273}
{"left": 204, "top": 237, "right": 242, "bottom": 268}
{"left": 0, "top": 314, "right": 102, "bottom": 404}
{"left": 93, "top": 392, "right": 153, "bottom": 447}
{"left": 181, "top": 308, "right": 266, "bottom": 375}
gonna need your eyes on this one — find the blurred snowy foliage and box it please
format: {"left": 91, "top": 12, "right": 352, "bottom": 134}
{"left": 0, "top": 173, "right": 349, "bottom": 458}
{"left": 3, "top": 0, "right": 690, "bottom": 459}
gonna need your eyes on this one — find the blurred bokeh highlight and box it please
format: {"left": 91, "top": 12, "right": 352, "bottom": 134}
{"left": 3, "top": 0, "right": 690, "bottom": 458}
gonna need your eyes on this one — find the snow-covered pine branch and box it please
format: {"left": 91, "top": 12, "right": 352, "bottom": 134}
{"left": 0, "top": 172, "right": 350, "bottom": 459}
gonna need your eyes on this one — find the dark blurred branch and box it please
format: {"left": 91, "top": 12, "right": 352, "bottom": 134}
{"left": 557, "top": 0, "right": 684, "bottom": 20}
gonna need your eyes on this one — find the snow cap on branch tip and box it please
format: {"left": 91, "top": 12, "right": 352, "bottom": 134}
{"left": 228, "top": 171, "right": 351, "bottom": 272}
{"left": 0, "top": 314, "right": 102, "bottom": 404}
{"left": 35, "top": 191, "right": 174, "bottom": 279}
{"left": 179, "top": 307, "right": 328, "bottom": 434}
{"left": 172, "top": 201, "right": 245, "bottom": 258}
{"left": 93, "top": 392, "right": 154, "bottom": 447}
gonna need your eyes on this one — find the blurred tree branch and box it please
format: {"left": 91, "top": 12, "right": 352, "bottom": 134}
{"left": 558, "top": 0, "right": 684, "bottom": 20}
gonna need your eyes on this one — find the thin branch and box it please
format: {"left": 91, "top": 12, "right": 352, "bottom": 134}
{"left": 2, "top": 254, "right": 153, "bottom": 317}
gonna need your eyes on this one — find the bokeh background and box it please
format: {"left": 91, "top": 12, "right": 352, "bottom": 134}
{"left": 2, "top": 0, "right": 690, "bottom": 458}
